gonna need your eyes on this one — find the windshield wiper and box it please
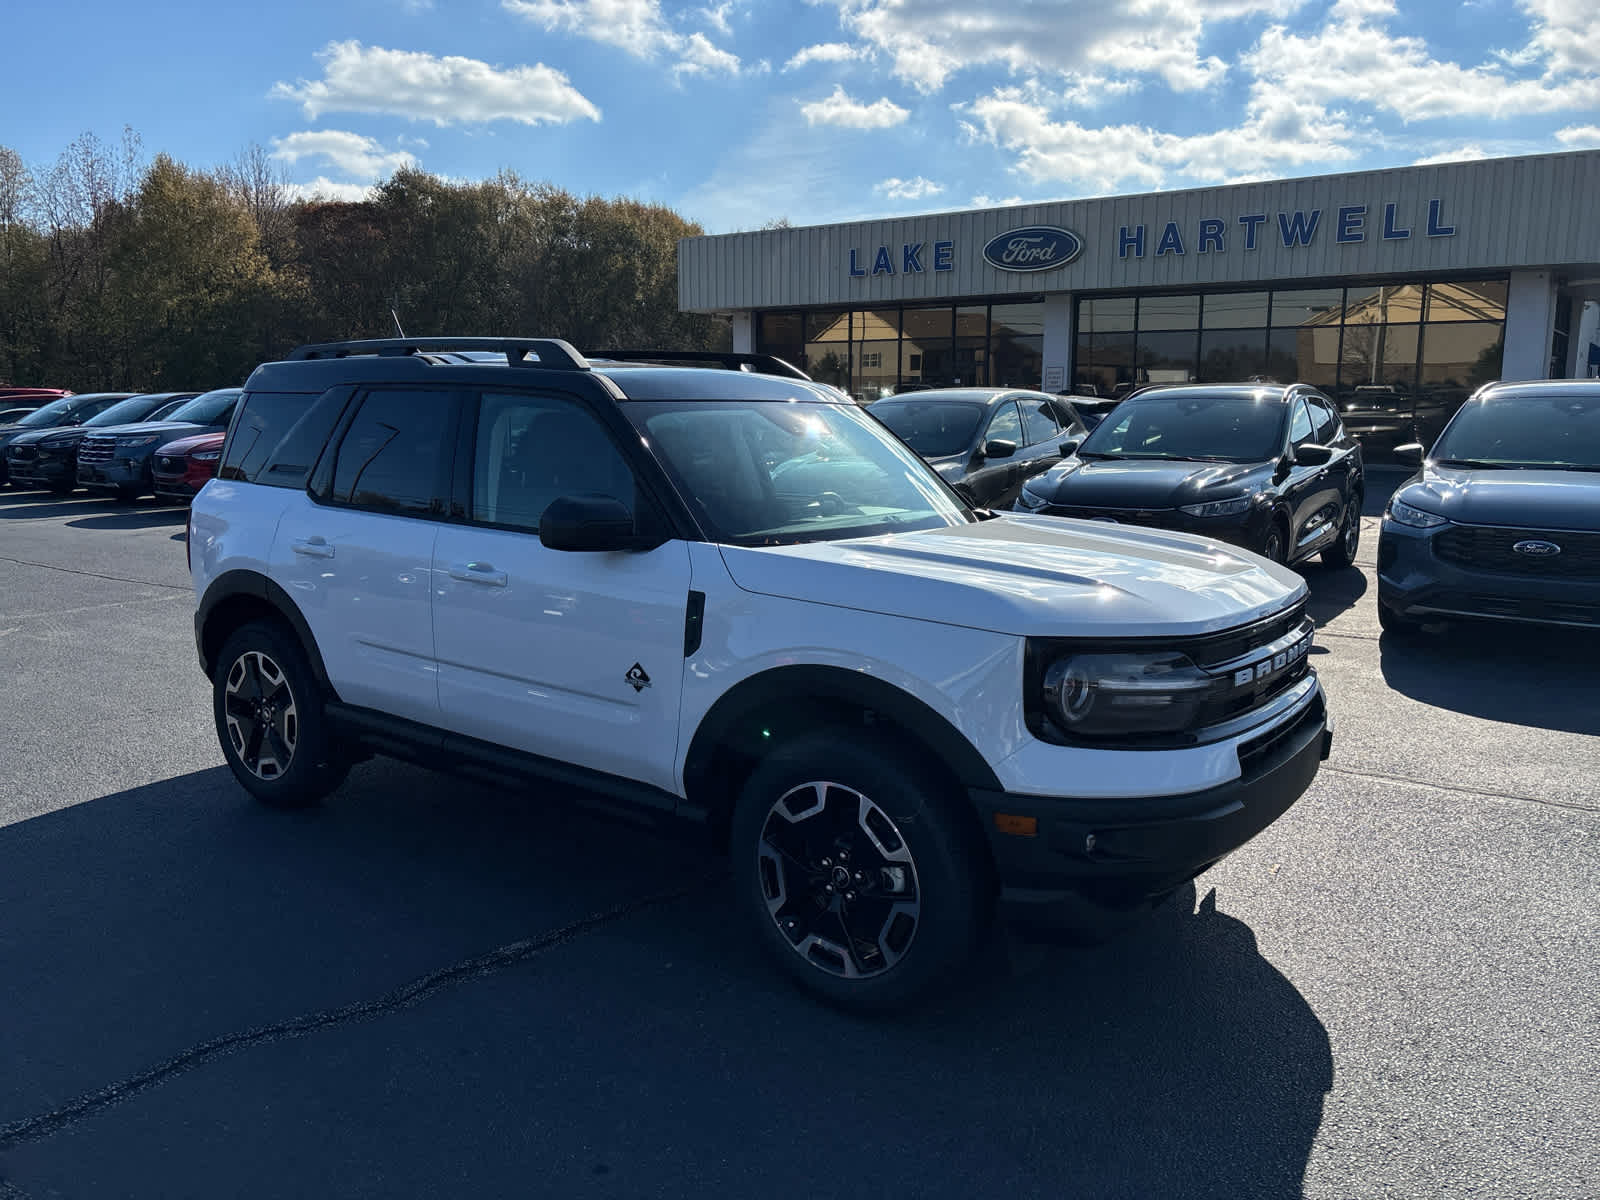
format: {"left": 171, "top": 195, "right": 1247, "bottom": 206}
{"left": 1434, "top": 457, "right": 1509, "bottom": 469}
{"left": 1076, "top": 450, "right": 1122, "bottom": 459}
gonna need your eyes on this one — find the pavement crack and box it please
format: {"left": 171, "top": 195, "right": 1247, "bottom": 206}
{"left": 1323, "top": 764, "right": 1600, "bottom": 814}
{"left": 0, "top": 555, "right": 190, "bottom": 593}
{"left": 0, "top": 872, "right": 725, "bottom": 1152}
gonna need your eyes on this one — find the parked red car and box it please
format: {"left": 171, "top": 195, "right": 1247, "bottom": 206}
{"left": 151, "top": 431, "right": 224, "bottom": 503}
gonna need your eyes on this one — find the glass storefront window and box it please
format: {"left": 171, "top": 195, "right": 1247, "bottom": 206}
{"left": 803, "top": 308, "right": 850, "bottom": 391}
{"left": 1202, "top": 292, "right": 1270, "bottom": 329}
{"left": 1270, "top": 288, "right": 1345, "bottom": 330}
{"left": 1424, "top": 280, "right": 1507, "bottom": 323}
{"left": 1136, "top": 331, "right": 1199, "bottom": 384}
{"left": 903, "top": 306, "right": 953, "bottom": 389}
{"left": 955, "top": 304, "right": 989, "bottom": 386}
{"left": 758, "top": 312, "right": 804, "bottom": 370}
{"left": 1138, "top": 295, "right": 1200, "bottom": 331}
{"left": 1198, "top": 330, "right": 1271, "bottom": 382}
{"left": 1417, "top": 321, "right": 1503, "bottom": 444}
{"left": 1266, "top": 327, "right": 1338, "bottom": 392}
{"left": 1342, "top": 283, "right": 1424, "bottom": 324}
{"left": 850, "top": 309, "right": 900, "bottom": 402}
{"left": 1079, "top": 297, "right": 1135, "bottom": 333}
{"left": 990, "top": 301, "right": 1043, "bottom": 338}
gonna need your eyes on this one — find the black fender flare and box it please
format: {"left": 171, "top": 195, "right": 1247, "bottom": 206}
{"left": 682, "top": 664, "right": 1003, "bottom": 799}
{"left": 195, "top": 569, "right": 335, "bottom": 694}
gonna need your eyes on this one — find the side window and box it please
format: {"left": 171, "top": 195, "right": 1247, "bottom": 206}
{"left": 472, "top": 392, "right": 638, "bottom": 532}
{"left": 1308, "top": 395, "right": 1341, "bottom": 444}
{"left": 1019, "top": 397, "right": 1061, "bottom": 444}
{"left": 985, "top": 401, "right": 1022, "bottom": 445}
{"left": 221, "top": 390, "right": 344, "bottom": 488}
{"left": 81, "top": 398, "right": 124, "bottom": 419}
{"left": 1289, "top": 398, "right": 1315, "bottom": 447}
{"left": 327, "top": 389, "right": 454, "bottom": 516}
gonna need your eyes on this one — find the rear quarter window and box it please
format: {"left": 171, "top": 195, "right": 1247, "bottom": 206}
{"left": 220, "top": 390, "right": 348, "bottom": 489}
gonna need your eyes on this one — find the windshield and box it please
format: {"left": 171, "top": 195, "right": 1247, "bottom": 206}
{"left": 626, "top": 400, "right": 971, "bottom": 546}
{"left": 169, "top": 388, "right": 241, "bottom": 425}
{"left": 1078, "top": 393, "right": 1286, "bottom": 463}
{"left": 1432, "top": 393, "right": 1600, "bottom": 469}
{"left": 870, "top": 401, "right": 984, "bottom": 458}
{"left": 84, "top": 396, "right": 170, "bottom": 427}
{"left": 15, "top": 399, "right": 76, "bottom": 427}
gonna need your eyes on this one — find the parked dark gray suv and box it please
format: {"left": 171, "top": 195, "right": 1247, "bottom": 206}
{"left": 1378, "top": 379, "right": 1600, "bottom": 632}
{"left": 78, "top": 387, "right": 241, "bottom": 500}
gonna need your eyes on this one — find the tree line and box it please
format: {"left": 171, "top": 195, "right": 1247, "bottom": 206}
{"left": 0, "top": 131, "right": 730, "bottom": 392}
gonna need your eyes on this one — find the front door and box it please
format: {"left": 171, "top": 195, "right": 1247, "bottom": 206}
{"left": 431, "top": 389, "right": 691, "bottom": 798}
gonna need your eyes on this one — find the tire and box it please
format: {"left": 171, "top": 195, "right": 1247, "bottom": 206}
{"left": 1261, "top": 519, "right": 1290, "bottom": 565}
{"left": 115, "top": 485, "right": 141, "bottom": 504}
{"left": 1321, "top": 495, "right": 1362, "bottom": 568}
{"left": 49, "top": 479, "right": 76, "bottom": 496}
{"left": 212, "top": 621, "right": 348, "bottom": 808}
{"left": 1377, "top": 601, "right": 1420, "bottom": 636}
{"left": 730, "top": 730, "right": 990, "bottom": 1013}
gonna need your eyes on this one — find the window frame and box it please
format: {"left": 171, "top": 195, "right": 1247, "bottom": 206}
{"left": 1305, "top": 393, "right": 1342, "bottom": 444}
{"left": 310, "top": 384, "right": 465, "bottom": 522}
{"left": 1017, "top": 393, "right": 1063, "bottom": 445}
{"left": 1288, "top": 397, "right": 1317, "bottom": 448}
{"left": 984, "top": 399, "right": 1024, "bottom": 447}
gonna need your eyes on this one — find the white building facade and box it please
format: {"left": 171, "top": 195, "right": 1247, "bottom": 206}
{"left": 677, "top": 151, "right": 1600, "bottom": 451}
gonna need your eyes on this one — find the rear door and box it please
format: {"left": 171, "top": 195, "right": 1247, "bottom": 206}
{"left": 269, "top": 385, "right": 459, "bottom": 726}
{"left": 969, "top": 400, "right": 1023, "bottom": 506}
{"left": 1015, "top": 393, "right": 1077, "bottom": 498}
{"left": 1306, "top": 391, "right": 1360, "bottom": 518}
{"left": 430, "top": 388, "right": 691, "bottom": 798}
{"left": 1283, "top": 397, "right": 1341, "bottom": 558}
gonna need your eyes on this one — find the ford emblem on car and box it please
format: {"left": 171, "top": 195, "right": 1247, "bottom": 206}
{"left": 1512, "top": 540, "right": 1562, "bottom": 556}
{"left": 982, "top": 226, "right": 1084, "bottom": 272}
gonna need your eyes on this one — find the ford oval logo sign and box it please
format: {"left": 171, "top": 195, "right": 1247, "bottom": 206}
{"left": 982, "top": 226, "right": 1084, "bottom": 272}
{"left": 1512, "top": 540, "right": 1562, "bottom": 556}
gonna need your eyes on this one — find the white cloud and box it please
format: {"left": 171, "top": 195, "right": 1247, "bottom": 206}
{"left": 811, "top": 0, "right": 1299, "bottom": 94}
{"left": 1411, "top": 145, "right": 1489, "bottom": 165}
{"left": 783, "top": 42, "right": 866, "bottom": 72}
{"left": 1556, "top": 124, "right": 1600, "bottom": 146}
{"left": 697, "top": 1, "right": 734, "bottom": 35}
{"left": 272, "top": 41, "right": 600, "bottom": 126}
{"left": 270, "top": 130, "right": 417, "bottom": 178}
{"left": 283, "top": 177, "right": 379, "bottom": 203}
{"left": 960, "top": 84, "right": 1356, "bottom": 190}
{"left": 800, "top": 85, "right": 908, "bottom": 129}
{"left": 1245, "top": 0, "right": 1600, "bottom": 120}
{"left": 971, "top": 194, "right": 1024, "bottom": 207}
{"left": 504, "top": 0, "right": 744, "bottom": 76}
{"left": 875, "top": 175, "right": 943, "bottom": 200}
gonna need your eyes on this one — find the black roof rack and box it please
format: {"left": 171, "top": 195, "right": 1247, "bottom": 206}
{"left": 587, "top": 349, "right": 811, "bottom": 381}
{"left": 287, "top": 338, "right": 589, "bottom": 371}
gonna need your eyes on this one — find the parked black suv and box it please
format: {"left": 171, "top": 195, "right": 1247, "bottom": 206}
{"left": 78, "top": 387, "right": 241, "bottom": 500}
{"left": 5, "top": 392, "right": 196, "bottom": 493}
{"left": 1016, "top": 383, "right": 1365, "bottom": 567}
{"left": 0, "top": 394, "right": 133, "bottom": 486}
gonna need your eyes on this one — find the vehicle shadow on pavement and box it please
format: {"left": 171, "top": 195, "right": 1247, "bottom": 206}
{"left": 1299, "top": 561, "right": 1369, "bottom": 627}
{"left": 1379, "top": 624, "right": 1600, "bottom": 735}
{"left": 0, "top": 761, "right": 1331, "bottom": 1200}
{"left": 0, "top": 493, "right": 113, "bottom": 521}
{"left": 66, "top": 509, "right": 189, "bottom": 532}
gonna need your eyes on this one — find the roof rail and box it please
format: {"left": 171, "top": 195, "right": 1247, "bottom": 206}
{"left": 586, "top": 349, "right": 811, "bottom": 381}
{"left": 287, "top": 338, "right": 589, "bottom": 371}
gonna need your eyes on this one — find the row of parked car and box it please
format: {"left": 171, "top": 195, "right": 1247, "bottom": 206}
{"left": 0, "top": 387, "right": 239, "bottom": 502}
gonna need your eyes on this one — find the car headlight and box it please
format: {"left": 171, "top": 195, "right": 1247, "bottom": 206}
{"left": 117, "top": 436, "right": 162, "bottom": 449}
{"left": 1385, "top": 497, "right": 1448, "bottom": 529}
{"left": 1041, "top": 650, "right": 1211, "bottom": 738}
{"left": 1016, "top": 482, "right": 1049, "bottom": 511}
{"left": 191, "top": 450, "right": 222, "bottom": 462}
{"left": 1179, "top": 495, "right": 1254, "bottom": 518}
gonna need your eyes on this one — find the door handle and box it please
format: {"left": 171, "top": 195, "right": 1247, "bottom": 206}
{"left": 448, "top": 561, "right": 508, "bottom": 587}
{"left": 291, "top": 537, "right": 335, "bottom": 559}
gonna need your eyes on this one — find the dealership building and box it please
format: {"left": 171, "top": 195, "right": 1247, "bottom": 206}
{"left": 677, "top": 150, "right": 1600, "bottom": 442}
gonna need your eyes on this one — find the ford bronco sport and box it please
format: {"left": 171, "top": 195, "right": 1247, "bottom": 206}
{"left": 189, "top": 338, "right": 1331, "bottom": 1011}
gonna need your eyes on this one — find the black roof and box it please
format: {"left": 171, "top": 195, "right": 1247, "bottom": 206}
{"left": 871, "top": 387, "right": 1050, "bottom": 409}
{"left": 1117, "top": 382, "right": 1319, "bottom": 405}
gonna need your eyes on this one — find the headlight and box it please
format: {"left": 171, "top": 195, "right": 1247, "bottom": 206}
{"left": 1016, "top": 482, "right": 1049, "bottom": 511}
{"left": 117, "top": 435, "right": 162, "bottom": 449}
{"left": 1385, "top": 497, "right": 1448, "bottom": 529}
{"left": 1042, "top": 650, "right": 1211, "bottom": 738}
{"left": 1179, "top": 495, "right": 1253, "bottom": 518}
{"left": 191, "top": 450, "right": 221, "bottom": 462}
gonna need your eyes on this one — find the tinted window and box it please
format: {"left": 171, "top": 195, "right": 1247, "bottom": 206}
{"left": 871, "top": 401, "right": 984, "bottom": 457}
{"left": 1019, "top": 397, "right": 1061, "bottom": 444}
{"left": 1080, "top": 393, "right": 1288, "bottom": 463}
{"left": 1307, "top": 395, "right": 1341, "bottom": 443}
{"left": 83, "top": 396, "right": 172, "bottom": 427}
{"left": 1289, "top": 399, "right": 1315, "bottom": 445}
{"left": 169, "top": 388, "right": 242, "bottom": 426}
{"left": 14, "top": 400, "right": 76, "bottom": 427}
{"left": 986, "top": 401, "right": 1022, "bottom": 444}
{"left": 1433, "top": 392, "right": 1600, "bottom": 468}
{"left": 329, "top": 389, "right": 454, "bottom": 516}
{"left": 472, "top": 392, "right": 638, "bottom": 531}
{"left": 222, "top": 390, "right": 344, "bottom": 489}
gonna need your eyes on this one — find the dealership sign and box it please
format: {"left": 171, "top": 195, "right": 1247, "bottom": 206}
{"left": 982, "top": 226, "right": 1084, "bottom": 272}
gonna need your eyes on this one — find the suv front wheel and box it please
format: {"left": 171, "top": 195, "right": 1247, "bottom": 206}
{"left": 731, "top": 731, "right": 989, "bottom": 1012}
{"left": 212, "top": 621, "right": 347, "bottom": 807}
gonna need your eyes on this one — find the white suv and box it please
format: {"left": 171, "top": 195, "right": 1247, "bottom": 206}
{"left": 189, "top": 338, "right": 1331, "bottom": 1011}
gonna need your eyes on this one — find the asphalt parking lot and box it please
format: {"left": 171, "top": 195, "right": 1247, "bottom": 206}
{"left": 0, "top": 476, "right": 1595, "bottom": 1200}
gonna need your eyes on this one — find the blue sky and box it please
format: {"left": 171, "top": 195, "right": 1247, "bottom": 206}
{"left": 7, "top": 0, "right": 1598, "bottom": 232}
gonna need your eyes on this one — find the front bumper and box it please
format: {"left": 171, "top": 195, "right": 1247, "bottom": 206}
{"left": 5, "top": 456, "right": 72, "bottom": 487}
{"left": 1378, "top": 521, "right": 1600, "bottom": 628}
{"left": 971, "top": 687, "right": 1330, "bottom": 928}
{"left": 153, "top": 474, "right": 202, "bottom": 501}
{"left": 79, "top": 456, "right": 152, "bottom": 491}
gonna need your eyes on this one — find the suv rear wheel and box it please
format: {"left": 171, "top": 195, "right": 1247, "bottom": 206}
{"left": 1321, "top": 495, "right": 1362, "bottom": 567}
{"left": 730, "top": 731, "right": 989, "bottom": 1012}
{"left": 212, "top": 621, "right": 347, "bottom": 807}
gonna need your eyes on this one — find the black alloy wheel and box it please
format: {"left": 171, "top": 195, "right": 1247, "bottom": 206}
{"left": 1322, "top": 497, "right": 1362, "bottom": 568}
{"left": 1261, "top": 522, "right": 1288, "bottom": 565}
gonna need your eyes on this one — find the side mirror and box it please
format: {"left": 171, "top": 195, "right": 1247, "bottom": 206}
{"left": 1293, "top": 443, "right": 1334, "bottom": 467}
{"left": 1058, "top": 438, "right": 1081, "bottom": 458}
{"left": 982, "top": 438, "right": 1018, "bottom": 460}
{"left": 539, "top": 494, "right": 652, "bottom": 552}
{"left": 1394, "top": 443, "right": 1425, "bottom": 468}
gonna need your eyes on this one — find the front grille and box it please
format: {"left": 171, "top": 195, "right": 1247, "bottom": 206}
{"left": 1422, "top": 591, "right": 1600, "bottom": 627}
{"left": 1045, "top": 505, "right": 1175, "bottom": 527}
{"left": 1435, "top": 524, "right": 1600, "bottom": 581}
{"left": 77, "top": 437, "right": 115, "bottom": 465}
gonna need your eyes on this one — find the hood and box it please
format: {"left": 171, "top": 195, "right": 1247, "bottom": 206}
{"left": 1030, "top": 457, "right": 1274, "bottom": 508}
{"left": 1397, "top": 465, "right": 1600, "bottom": 532}
{"left": 83, "top": 420, "right": 206, "bottom": 440}
{"left": 156, "top": 432, "right": 224, "bottom": 455}
{"left": 718, "top": 514, "right": 1305, "bottom": 638}
{"left": 5, "top": 428, "right": 61, "bottom": 449}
